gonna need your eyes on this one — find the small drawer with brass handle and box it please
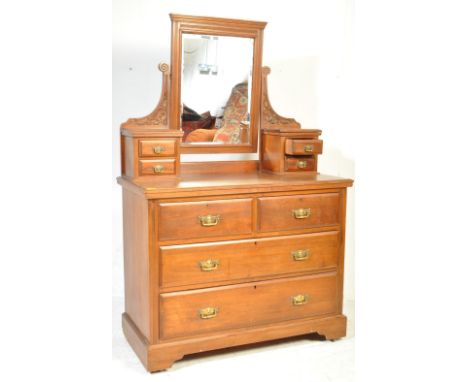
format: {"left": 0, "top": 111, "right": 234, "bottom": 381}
{"left": 285, "top": 156, "right": 314, "bottom": 172}
{"left": 291, "top": 294, "right": 309, "bottom": 306}
{"left": 199, "top": 307, "right": 218, "bottom": 319}
{"left": 199, "top": 214, "right": 221, "bottom": 227}
{"left": 138, "top": 159, "right": 175, "bottom": 176}
{"left": 292, "top": 208, "right": 311, "bottom": 219}
{"left": 139, "top": 139, "right": 176, "bottom": 157}
{"left": 292, "top": 249, "right": 310, "bottom": 261}
{"left": 285, "top": 139, "right": 323, "bottom": 155}
{"left": 199, "top": 259, "right": 220, "bottom": 272}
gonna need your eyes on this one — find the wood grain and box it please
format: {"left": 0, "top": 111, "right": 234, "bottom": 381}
{"left": 160, "top": 272, "right": 337, "bottom": 339}
{"left": 122, "top": 189, "right": 151, "bottom": 340}
{"left": 158, "top": 198, "right": 253, "bottom": 241}
{"left": 160, "top": 231, "right": 340, "bottom": 289}
{"left": 258, "top": 193, "right": 340, "bottom": 232}
{"left": 139, "top": 139, "right": 176, "bottom": 157}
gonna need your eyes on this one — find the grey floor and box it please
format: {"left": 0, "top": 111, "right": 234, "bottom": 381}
{"left": 112, "top": 297, "right": 354, "bottom": 381}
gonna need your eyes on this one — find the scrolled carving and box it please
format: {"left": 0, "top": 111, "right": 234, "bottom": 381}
{"left": 261, "top": 66, "right": 301, "bottom": 129}
{"left": 123, "top": 62, "right": 170, "bottom": 128}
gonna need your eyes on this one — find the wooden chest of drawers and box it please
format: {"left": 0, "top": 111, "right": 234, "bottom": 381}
{"left": 118, "top": 169, "right": 353, "bottom": 372}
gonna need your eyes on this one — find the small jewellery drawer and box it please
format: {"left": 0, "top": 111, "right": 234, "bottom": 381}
{"left": 160, "top": 273, "right": 338, "bottom": 339}
{"left": 138, "top": 159, "right": 175, "bottom": 176}
{"left": 258, "top": 193, "right": 340, "bottom": 232}
{"left": 160, "top": 232, "right": 340, "bottom": 288}
{"left": 285, "top": 156, "right": 315, "bottom": 172}
{"left": 139, "top": 139, "right": 176, "bottom": 157}
{"left": 285, "top": 139, "right": 323, "bottom": 155}
{"left": 158, "top": 199, "right": 253, "bottom": 241}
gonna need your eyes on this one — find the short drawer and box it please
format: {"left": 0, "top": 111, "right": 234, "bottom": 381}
{"left": 285, "top": 139, "right": 323, "bottom": 155}
{"left": 138, "top": 159, "right": 175, "bottom": 176}
{"left": 160, "top": 232, "right": 340, "bottom": 288}
{"left": 160, "top": 273, "right": 338, "bottom": 339}
{"left": 158, "top": 199, "right": 253, "bottom": 241}
{"left": 139, "top": 139, "right": 176, "bottom": 157}
{"left": 285, "top": 156, "right": 315, "bottom": 172}
{"left": 258, "top": 193, "right": 340, "bottom": 232}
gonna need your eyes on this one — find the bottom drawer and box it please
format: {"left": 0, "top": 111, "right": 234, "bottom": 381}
{"left": 138, "top": 159, "right": 175, "bottom": 176}
{"left": 160, "top": 273, "right": 337, "bottom": 339}
{"left": 285, "top": 156, "right": 315, "bottom": 171}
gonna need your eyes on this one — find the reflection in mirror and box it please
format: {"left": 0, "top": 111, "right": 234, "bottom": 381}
{"left": 181, "top": 34, "right": 254, "bottom": 145}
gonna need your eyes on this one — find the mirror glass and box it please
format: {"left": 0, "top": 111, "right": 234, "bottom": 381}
{"left": 181, "top": 34, "right": 254, "bottom": 145}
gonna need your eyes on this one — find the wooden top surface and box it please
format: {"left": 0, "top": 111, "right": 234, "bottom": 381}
{"left": 118, "top": 171, "right": 353, "bottom": 199}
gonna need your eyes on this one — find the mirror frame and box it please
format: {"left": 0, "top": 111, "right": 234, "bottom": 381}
{"left": 169, "top": 14, "right": 266, "bottom": 154}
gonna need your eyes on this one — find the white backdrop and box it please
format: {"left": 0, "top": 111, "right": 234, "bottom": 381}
{"left": 112, "top": 0, "right": 356, "bottom": 302}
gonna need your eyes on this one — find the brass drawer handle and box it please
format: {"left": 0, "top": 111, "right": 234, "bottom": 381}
{"left": 297, "top": 160, "right": 308, "bottom": 169}
{"left": 292, "top": 294, "right": 309, "bottom": 306}
{"left": 292, "top": 249, "right": 310, "bottom": 261}
{"left": 153, "top": 165, "right": 164, "bottom": 174}
{"left": 199, "top": 214, "right": 221, "bottom": 227}
{"left": 199, "top": 259, "right": 220, "bottom": 272}
{"left": 199, "top": 307, "right": 218, "bottom": 319}
{"left": 292, "top": 208, "right": 311, "bottom": 219}
{"left": 303, "top": 145, "right": 314, "bottom": 153}
{"left": 153, "top": 146, "right": 165, "bottom": 154}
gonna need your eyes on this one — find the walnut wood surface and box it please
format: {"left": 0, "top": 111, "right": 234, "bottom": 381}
{"left": 118, "top": 13, "right": 354, "bottom": 372}
{"left": 138, "top": 159, "right": 176, "bottom": 176}
{"left": 160, "top": 231, "right": 339, "bottom": 289}
{"left": 122, "top": 189, "right": 151, "bottom": 340}
{"left": 158, "top": 198, "right": 253, "bottom": 241}
{"left": 258, "top": 193, "right": 340, "bottom": 232}
{"left": 285, "top": 156, "right": 315, "bottom": 172}
{"left": 285, "top": 139, "right": 323, "bottom": 155}
{"left": 118, "top": 167, "right": 353, "bottom": 199}
{"left": 160, "top": 273, "right": 337, "bottom": 340}
{"left": 123, "top": 312, "right": 347, "bottom": 372}
{"left": 139, "top": 139, "right": 176, "bottom": 157}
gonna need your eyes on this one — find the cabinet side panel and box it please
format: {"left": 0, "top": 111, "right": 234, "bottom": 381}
{"left": 122, "top": 189, "right": 150, "bottom": 340}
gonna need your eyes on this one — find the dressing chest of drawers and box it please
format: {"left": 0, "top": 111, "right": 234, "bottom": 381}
{"left": 117, "top": 14, "right": 353, "bottom": 372}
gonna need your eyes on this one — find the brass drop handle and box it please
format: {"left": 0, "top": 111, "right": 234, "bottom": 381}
{"left": 199, "top": 259, "right": 220, "bottom": 272}
{"left": 292, "top": 249, "right": 310, "bottom": 261}
{"left": 292, "top": 294, "right": 309, "bottom": 306}
{"left": 199, "top": 307, "right": 218, "bottom": 319}
{"left": 292, "top": 208, "right": 311, "bottom": 219}
{"left": 199, "top": 214, "right": 221, "bottom": 227}
{"left": 297, "top": 160, "right": 308, "bottom": 169}
{"left": 153, "top": 165, "right": 164, "bottom": 174}
{"left": 153, "top": 146, "right": 165, "bottom": 154}
{"left": 303, "top": 145, "right": 314, "bottom": 153}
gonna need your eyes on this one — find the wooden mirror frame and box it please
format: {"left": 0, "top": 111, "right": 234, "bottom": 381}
{"left": 169, "top": 14, "right": 266, "bottom": 154}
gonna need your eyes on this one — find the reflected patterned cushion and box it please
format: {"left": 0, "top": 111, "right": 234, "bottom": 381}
{"left": 213, "top": 82, "right": 248, "bottom": 144}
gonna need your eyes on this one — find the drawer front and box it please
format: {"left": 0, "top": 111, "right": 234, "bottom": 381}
{"left": 258, "top": 193, "right": 340, "bottom": 232}
{"left": 285, "top": 139, "right": 323, "bottom": 155}
{"left": 160, "top": 273, "right": 337, "bottom": 339}
{"left": 139, "top": 139, "right": 176, "bottom": 157}
{"left": 285, "top": 156, "right": 315, "bottom": 172}
{"left": 160, "top": 232, "right": 340, "bottom": 288}
{"left": 158, "top": 199, "right": 253, "bottom": 241}
{"left": 138, "top": 159, "right": 175, "bottom": 176}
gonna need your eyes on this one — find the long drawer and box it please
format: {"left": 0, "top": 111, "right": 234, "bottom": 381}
{"left": 160, "top": 273, "right": 338, "bottom": 339}
{"left": 158, "top": 198, "right": 253, "bottom": 241}
{"left": 258, "top": 193, "right": 340, "bottom": 232}
{"left": 160, "top": 232, "right": 340, "bottom": 288}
